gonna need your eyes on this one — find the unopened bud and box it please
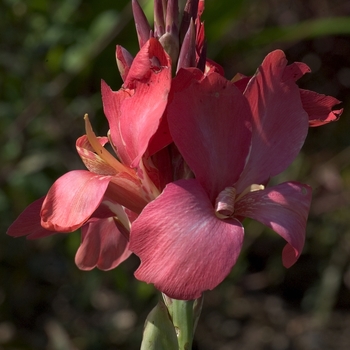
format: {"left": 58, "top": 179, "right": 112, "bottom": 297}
{"left": 159, "top": 32, "right": 180, "bottom": 67}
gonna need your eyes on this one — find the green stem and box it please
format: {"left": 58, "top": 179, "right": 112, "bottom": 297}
{"left": 172, "top": 299, "right": 194, "bottom": 349}
{"left": 163, "top": 294, "right": 203, "bottom": 350}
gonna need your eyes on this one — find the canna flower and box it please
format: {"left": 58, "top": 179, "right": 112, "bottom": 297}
{"left": 7, "top": 0, "right": 342, "bottom": 285}
{"left": 129, "top": 49, "right": 342, "bottom": 300}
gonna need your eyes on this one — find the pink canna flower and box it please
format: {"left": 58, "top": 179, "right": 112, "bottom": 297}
{"left": 128, "top": 49, "right": 340, "bottom": 300}
{"left": 7, "top": 0, "right": 342, "bottom": 291}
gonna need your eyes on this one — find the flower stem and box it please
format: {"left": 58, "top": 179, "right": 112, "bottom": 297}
{"left": 163, "top": 294, "right": 203, "bottom": 350}
{"left": 173, "top": 299, "right": 194, "bottom": 349}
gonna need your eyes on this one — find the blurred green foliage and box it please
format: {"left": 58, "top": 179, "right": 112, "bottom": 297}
{"left": 1, "top": 0, "right": 350, "bottom": 349}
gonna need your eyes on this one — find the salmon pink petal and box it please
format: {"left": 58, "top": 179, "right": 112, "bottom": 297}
{"left": 102, "top": 38, "right": 172, "bottom": 168}
{"left": 75, "top": 217, "right": 131, "bottom": 271}
{"left": 237, "top": 50, "right": 309, "bottom": 192}
{"left": 167, "top": 69, "right": 252, "bottom": 202}
{"left": 130, "top": 179, "right": 244, "bottom": 300}
{"left": 76, "top": 135, "right": 117, "bottom": 175}
{"left": 300, "top": 89, "right": 343, "bottom": 126}
{"left": 41, "top": 170, "right": 112, "bottom": 232}
{"left": 235, "top": 181, "right": 312, "bottom": 268}
{"left": 7, "top": 197, "right": 58, "bottom": 239}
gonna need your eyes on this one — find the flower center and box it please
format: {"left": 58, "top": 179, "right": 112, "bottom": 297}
{"left": 215, "top": 187, "right": 236, "bottom": 219}
{"left": 215, "top": 184, "right": 265, "bottom": 219}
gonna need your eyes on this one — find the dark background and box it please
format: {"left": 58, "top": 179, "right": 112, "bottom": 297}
{"left": 1, "top": 0, "right": 350, "bottom": 349}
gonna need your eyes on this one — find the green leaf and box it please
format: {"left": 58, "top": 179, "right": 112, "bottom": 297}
{"left": 141, "top": 301, "right": 178, "bottom": 350}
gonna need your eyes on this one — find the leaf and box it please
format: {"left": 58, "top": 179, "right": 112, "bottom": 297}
{"left": 141, "top": 301, "right": 178, "bottom": 350}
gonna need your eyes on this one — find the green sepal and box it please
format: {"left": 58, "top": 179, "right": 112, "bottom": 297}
{"left": 140, "top": 301, "right": 178, "bottom": 350}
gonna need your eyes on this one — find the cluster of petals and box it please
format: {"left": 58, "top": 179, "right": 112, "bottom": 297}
{"left": 128, "top": 47, "right": 342, "bottom": 300}
{"left": 7, "top": 0, "right": 343, "bottom": 301}
{"left": 7, "top": 38, "right": 173, "bottom": 271}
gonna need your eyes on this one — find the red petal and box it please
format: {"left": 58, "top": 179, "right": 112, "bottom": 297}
{"left": 204, "top": 58, "right": 224, "bottom": 76}
{"left": 282, "top": 61, "right": 311, "bottom": 82}
{"left": 300, "top": 89, "right": 343, "bottom": 127}
{"left": 102, "top": 38, "right": 172, "bottom": 167}
{"left": 232, "top": 74, "right": 251, "bottom": 93}
{"left": 281, "top": 62, "right": 342, "bottom": 126}
{"left": 167, "top": 68, "right": 252, "bottom": 202}
{"left": 130, "top": 179, "right": 244, "bottom": 300}
{"left": 76, "top": 135, "right": 117, "bottom": 175}
{"left": 237, "top": 50, "right": 309, "bottom": 192}
{"left": 7, "top": 197, "right": 58, "bottom": 239}
{"left": 147, "top": 111, "right": 173, "bottom": 156}
{"left": 41, "top": 170, "right": 111, "bottom": 232}
{"left": 235, "top": 181, "right": 312, "bottom": 268}
{"left": 75, "top": 217, "right": 131, "bottom": 271}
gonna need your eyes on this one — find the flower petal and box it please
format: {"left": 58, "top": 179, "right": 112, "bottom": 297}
{"left": 130, "top": 179, "right": 244, "bottom": 300}
{"left": 167, "top": 68, "right": 252, "bottom": 202}
{"left": 75, "top": 221, "right": 100, "bottom": 270}
{"left": 41, "top": 170, "right": 111, "bottom": 232}
{"left": 235, "top": 181, "right": 312, "bottom": 268}
{"left": 76, "top": 135, "right": 117, "bottom": 175}
{"left": 7, "top": 197, "right": 58, "bottom": 239}
{"left": 75, "top": 217, "right": 131, "bottom": 271}
{"left": 299, "top": 89, "right": 343, "bottom": 127}
{"left": 106, "top": 172, "right": 150, "bottom": 214}
{"left": 282, "top": 61, "right": 310, "bottom": 82}
{"left": 282, "top": 62, "right": 343, "bottom": 126}
{"left": 102, "top": 38, "right": 172, "bottom": 168}
{"left": 97, "top": 219, "right": 131, "bottom": 270}
{"left": 237, "top": 50, "right": 309, "bottom": 192}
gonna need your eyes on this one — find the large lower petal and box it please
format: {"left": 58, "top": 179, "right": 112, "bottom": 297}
{"left": 235, "top": 181, "right": 312, "bottom": 268}
{"left": 75, "top": 217, "right": 131, "bottom": 271}
{"left": 41, "top": 170, "right": 111, "bottom": 232}
{"left": 237, "top": 50, "right": 309, "bottom": 192}
{"left": 167, "top": 68, "right": 252, "bottom": 202}
{"left": 102, "top": 38, "right": 172, "bottom": 168}
{"left": 7, "top": 197, "right": 59, "bottom": 239}
{"left": 130, "top": 179, "right": 244, "bottom": 300}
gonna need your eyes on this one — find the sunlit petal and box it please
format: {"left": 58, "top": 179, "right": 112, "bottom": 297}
{"left": 41, "top": 170, "right": 111, "bottom": 232}
{"left": 235, "top": 181, "right": 312, "bottom": 268}
{"left": 130, "top": 179, "right": 244, "bottom": 300}
{"left": 102, "top": 38, "right": 172, "bottom": 168}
